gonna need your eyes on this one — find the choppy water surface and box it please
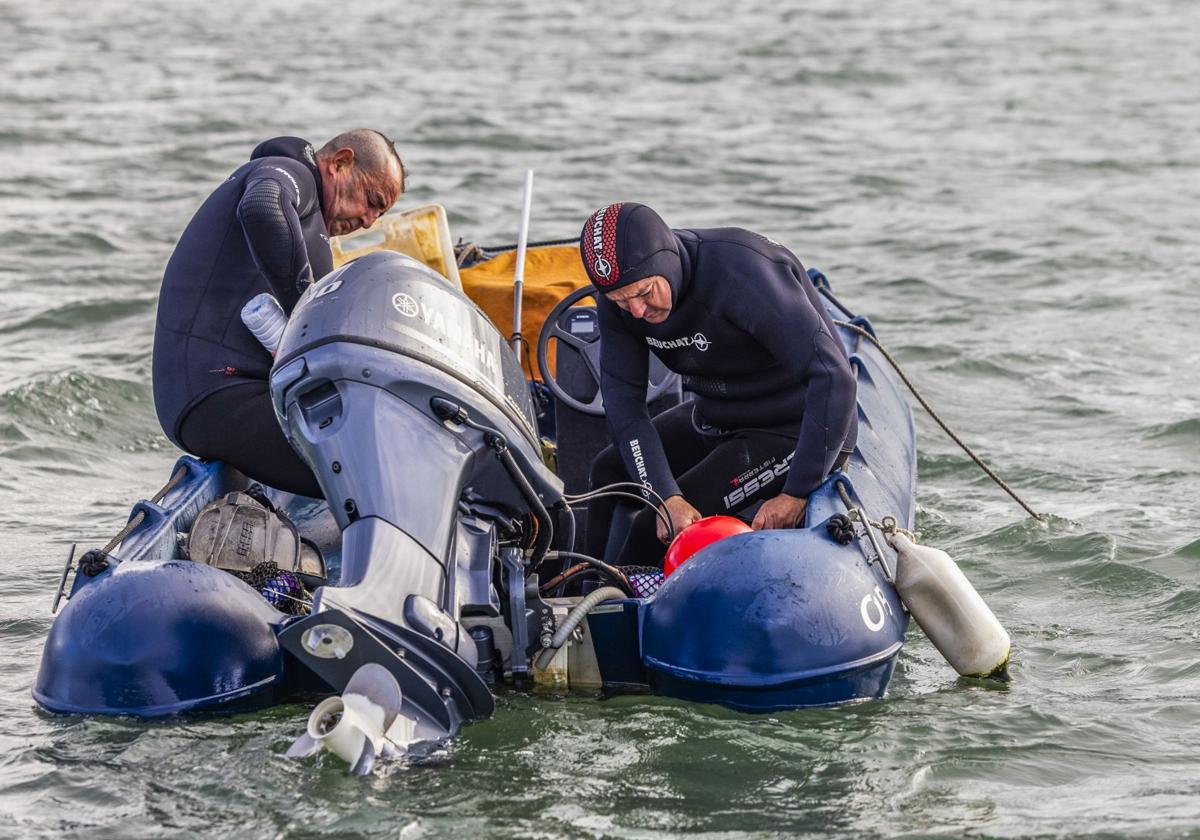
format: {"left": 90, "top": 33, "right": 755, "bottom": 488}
{"left": 2, "top": 0, "right": 1199, "bottom": 837}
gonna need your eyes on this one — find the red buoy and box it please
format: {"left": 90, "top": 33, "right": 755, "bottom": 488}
{"left": 663, "top": 516, "right": 752, "bottom": 578}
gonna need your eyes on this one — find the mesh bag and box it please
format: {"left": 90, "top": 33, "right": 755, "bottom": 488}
{"left": 621, "top": 565, "right": 666, "bottom": 599}
{"left": 235, "top": 561, "right": 310, "bottom": 615}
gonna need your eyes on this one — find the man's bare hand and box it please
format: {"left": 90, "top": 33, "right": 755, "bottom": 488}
{"left": 751, "top": 493, "right": 808, "bottom": 531}
{"left": 658, "top": 495, "right": 702, "bottom": 544}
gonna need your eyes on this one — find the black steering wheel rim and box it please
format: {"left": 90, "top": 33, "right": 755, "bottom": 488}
{"left": 536, "top": 285, "right": 681, "bottom": 416}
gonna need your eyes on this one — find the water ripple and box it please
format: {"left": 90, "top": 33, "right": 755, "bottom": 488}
{"left": 2, "top": 0, "right": 1200, "bottom": 835}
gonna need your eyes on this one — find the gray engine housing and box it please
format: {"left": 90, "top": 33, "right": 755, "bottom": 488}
{"left": 270, "top": 251, "right": 561, "bottom": 661}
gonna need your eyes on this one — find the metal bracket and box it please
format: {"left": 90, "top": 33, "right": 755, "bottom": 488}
{"left": 50, "top": 543, "right": 77, "bottom": 614}
{"left": 847, "top": 508, "right": 895, "bottom": 583}
{"left": 500, "top": 547, "right": 531, "bottom": 686}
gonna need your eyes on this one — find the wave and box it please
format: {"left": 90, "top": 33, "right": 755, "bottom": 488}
{"left": 0, "top": 297, "right": 154, "bottom": 337}
{"left": 0, "top": 371, "right": 161, "bottom": 452}
{"left": 1144, "top": 418, "right": 1200, "bottom": 440}
{"left": 0, "top": 230, "right": 121, "bottom": 256}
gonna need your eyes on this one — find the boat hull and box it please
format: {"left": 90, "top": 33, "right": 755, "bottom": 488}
{"left": 641, "top": 529, "right": 908, "bottom": 712}
{"left": 35, "top": 559, "right": 287, "bottom": 716}
{"left": 34, "top": 262, "right": 919, "bottom": 717}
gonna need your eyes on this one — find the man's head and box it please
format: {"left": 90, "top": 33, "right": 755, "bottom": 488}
{"left": 315, "top": 129, "right": 406, "bottom": 236}
{"left": 579, "top": 203, "right": 680, "bottom": 322}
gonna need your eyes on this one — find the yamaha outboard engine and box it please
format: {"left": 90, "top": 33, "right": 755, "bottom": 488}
{"left": 270, "top": 251, "right": 563, "bottom": 740}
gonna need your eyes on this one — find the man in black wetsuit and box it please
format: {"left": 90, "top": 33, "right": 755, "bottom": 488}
{"left": 581, "top": 202, "right": 859, "bottom": 566}
{"left": 152, "top": 129, "right": 405, "bottom": 496}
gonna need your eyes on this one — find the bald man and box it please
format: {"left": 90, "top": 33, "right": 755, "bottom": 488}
{"left": 153, "top": 130, "right": 405, "bottom": 495}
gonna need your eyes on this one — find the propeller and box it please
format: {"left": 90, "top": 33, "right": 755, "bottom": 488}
{"left": 286, "top": 663, "right": 417, "bottom": 775}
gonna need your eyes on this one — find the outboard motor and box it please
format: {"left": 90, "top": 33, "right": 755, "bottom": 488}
{"left": 270, "top": 251, "right": 563, "bottom": 741}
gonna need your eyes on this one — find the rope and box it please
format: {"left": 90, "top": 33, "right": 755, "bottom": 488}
{"left": 454, "top": 240, "right": 488, "bottom": 267}
{"left": 834, "top": 481, "right": 920, "bottom": 542}
{"left": 811, "top": 280, "right": 857, "bottom": 320}
{"left": 93, "top": 464, "right": 190, "bottom": 560}
{"left": 834, "top": 480, "right": 897, "bottom": 582}
{"left": 877, "top": 515, "right": 919, "bottom": 542}
{"left": 832, "top": 319, "right": 1045, "bottom": 521}
{"left": 478, "top": 236, "right": 581, "bottom": 254}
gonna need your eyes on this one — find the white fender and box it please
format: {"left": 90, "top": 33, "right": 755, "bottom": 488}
{"left": 889, "top": 532, "right": 1011, "bottom": 679}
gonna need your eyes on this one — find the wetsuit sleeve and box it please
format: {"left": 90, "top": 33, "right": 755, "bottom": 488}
{"left": 597, "top": 298, "right": 681, "bottom": 500}
{"left": 236, "top": 159, "right": 321, "bottom": 310}
{"left": 731, "top": 258, "right": 857, "bottom": 498}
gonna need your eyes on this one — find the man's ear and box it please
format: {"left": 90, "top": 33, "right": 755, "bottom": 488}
{"left": 328, "top": 147, "right": 355, "bottom": 172}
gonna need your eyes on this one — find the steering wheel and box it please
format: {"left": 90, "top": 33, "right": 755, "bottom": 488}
{"left": 537, "top": 285, "right": 682, "bottom": 416}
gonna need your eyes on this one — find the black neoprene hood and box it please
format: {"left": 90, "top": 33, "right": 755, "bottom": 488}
{"left": 580, "top": 203, "right": 683, "bottom": 297}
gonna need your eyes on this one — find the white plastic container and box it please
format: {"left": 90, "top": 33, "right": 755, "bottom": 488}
{"left": 240, "top": 293, "right": 287, "bottom": 354}
{"left": 329, "top": 203, "right": 463, "bottom": 290}
{"left": 889, "top": 531, "right": 1011, "bottom": 679}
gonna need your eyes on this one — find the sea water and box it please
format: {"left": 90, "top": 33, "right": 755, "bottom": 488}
{"left": 1, "top": 1, "right": 1198, "bottom": 837}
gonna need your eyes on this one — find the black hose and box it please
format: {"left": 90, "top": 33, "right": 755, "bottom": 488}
{"left": 558, "top": 500, "right": 576, "bottom": 553}
{"left": 565, "top": 481, "right": 676, "bottom": 543}
{"left": 537, "top": 500, "right": 577, "bottom": 588}
{"left": 493, "top": 441, "right": 554, "bottom": 565}
{"left": 564, "top": 480, "right": 670, "bottom": 511}
{"left": 565, "top": 489, "right": 675, "bottom": 545}
{"left": 542, "top": 550, "right": 634, "bottom": 597}
{"left": 430, "top": 396, "right": 557, "bottom": 562}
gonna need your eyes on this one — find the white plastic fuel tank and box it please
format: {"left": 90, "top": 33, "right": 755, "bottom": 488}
{"left": 889, "top": 532, "right": 1011, "bottom": 679}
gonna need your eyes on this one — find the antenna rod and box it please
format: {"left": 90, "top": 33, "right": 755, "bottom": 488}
{"left": 511, "top": 170, "right": 534, "bottom": 357}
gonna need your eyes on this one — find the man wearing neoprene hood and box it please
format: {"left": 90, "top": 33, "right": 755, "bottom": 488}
{"left": 153, "top": 130, "right": 404, "bottom": 496}
{"left": 581, "top": 202, "right": 859, "bottom": 565}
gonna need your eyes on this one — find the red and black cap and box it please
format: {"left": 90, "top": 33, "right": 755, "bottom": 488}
{"left": 579, "top": 203, "right": 680, "bottom": 293}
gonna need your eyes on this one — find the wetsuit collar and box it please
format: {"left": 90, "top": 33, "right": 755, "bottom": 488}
{"left": 668, "top": 230, "right": 692, "bottom": 306}
{"left": 249, "top": 136, "right": 325, "bottom": 213}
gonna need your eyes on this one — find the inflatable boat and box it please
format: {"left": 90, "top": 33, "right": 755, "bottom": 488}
{"left": 34, "top": 204, "right": 918, "bottom": 754}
